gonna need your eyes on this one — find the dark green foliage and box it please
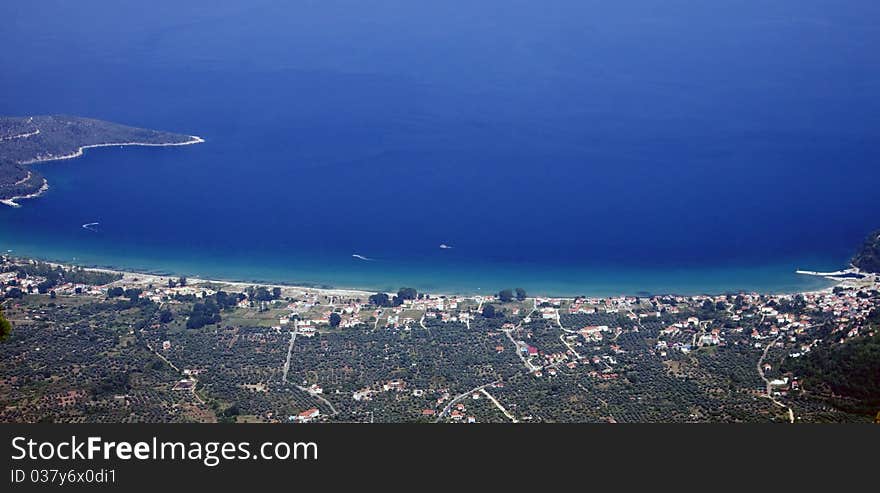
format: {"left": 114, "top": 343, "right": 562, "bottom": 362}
{"left": 369, "top": 293, "right": 391, "bottom": 307}
{"left": 482, "top": 304, "right": 497, "bottom": 318}
{"left": 3, "top": 261, "right": 122, "bottom": 291}
{"left": 782, "top": 331, "right": 880, "bottom": 415}
{"left": 214, "top": 290, "right": 242, "bottom": 309}
{"left": 0, "top": 161, "right": 43, "bottom": 200}
{"left": 329, "top": 312, "right": 342, "bottom": 327}
{"left": 222, "top": 404, "right": 240, "bottom": 417}
{"left": 92, "top": 372, "right": 131, "bottom": 398}
{"left": 124, "top": 288, "right": 142, "bottom": 302}
{"left": 174, "top": 290, "right": 241, "bottom": 311}
{"left": 852, "top": 230, "right": 880, "bottom": 273}
{"left": 397, "top": 287, "right": 418, "bottom": 301}
{"left": 4, "top": 287, "right": 23, "bottom": 299}
{"left": 369, "top": 288, "right": 419, "bottom": 308}
{"left": 247, "top": 286, "right": 279, "bottom": 302}
{"left": 496, "top": 288, "right": 527, "bottom": 302}
{"left": 187, "top": 300, "right": 221, "bottom": 329}
{"left": 1, "top": 115, "right": 198, "bottom": 202}
{"left": 0, "top": 307, "right": 11, "bottom": 342}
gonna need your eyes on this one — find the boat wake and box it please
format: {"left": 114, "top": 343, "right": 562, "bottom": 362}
{"left": 82, "top": 222, "right": 100, "bottom": 232}
{"left": 352, "top": 254, "right": 374, "bottom": 261}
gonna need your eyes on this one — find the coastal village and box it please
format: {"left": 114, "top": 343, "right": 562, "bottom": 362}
{"left": 1, "top": 255, "right": 879, "bottom": 424}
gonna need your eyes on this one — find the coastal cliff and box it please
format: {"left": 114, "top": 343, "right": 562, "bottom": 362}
{"left": 852, "top": 230, "right": 880, "bottom": 274}
{"left": 0, "top": 115, "right": 201, "bottom": 206}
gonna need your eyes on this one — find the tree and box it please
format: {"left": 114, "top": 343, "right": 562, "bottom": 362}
{"left": 187, "top": 300, "right": 221, "bottom": 329}
{"left": 397, "top": 287, "right": 418, "bottom": 301}
{"left": 159, "top": 309, "right": 174, "bottom": 324}
{"left": 0, "top": 307, "right": 11, "bottom": 342}
{"left": 498, "top": 289, "right": 514, "bottom": 302}
{"left": 482, "top": 304, "right": 496, "bottom": 318}
{"left": 215, "top": 291, "right": 241, "bottom": 310}
{"left": 4, "top": 287, "right": 23, "bottom": 299}
{"left": 369, "top": 293, "right": 390, "bottom": 307}
{"left": 252, "top": 287, "right": 273, "bottom": 302}
{"left": 125, "top": 288, "right": 142, "bottom": 302}
{"left": 329, "top": 312, "right": 342, "bottom": 327}
{"left": 272, "top": 287, "right": 282, "bottom": 299}
{"left": 515, "top": 288, "right": 527, "bottom": 301}
{"left": 178, "top": 276, "right": 188, "bottom": 287}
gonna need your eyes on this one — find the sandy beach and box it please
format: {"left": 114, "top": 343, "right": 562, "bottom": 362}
{"left": 24, "top": 256, "right": 860, "bottom": 301}
{"left": 39, "top": 260, "right": 379, "bottom": 299}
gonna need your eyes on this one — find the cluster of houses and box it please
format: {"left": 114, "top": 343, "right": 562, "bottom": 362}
{"left": 350, "top": 379, "right": 410, "bottom": 403}
{"left": 568, "top": 296, "right": 642, "bottom": 314}
{"left": 263, "top": 293, "right": 495, "bottom": 332}
{"left": 0, "top": 270, "right": 107, "bottom": 298}
{"left": 289, "top": 407, "right": 320, "bottom": 423}
{"left": 5, "top": 259, "right": 879, "bottom": 422}
{"left": 512, "top": 287, "right": 878, "bottom": 387}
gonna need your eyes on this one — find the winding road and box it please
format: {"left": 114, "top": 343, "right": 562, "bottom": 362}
{"left": 435, "top": 381, "right": 500, "bottom": 422}
{"left": 757, "top": 334, "right": 795, "bottom": 424}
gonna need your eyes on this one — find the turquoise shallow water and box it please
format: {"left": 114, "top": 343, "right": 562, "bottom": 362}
{"left": 0, "top": 241, "right": 841, "bottom": 297}
{"left": 0, "top": 1, "right": 876, "bottom": 296}
{"left": 0, "top": 192, "right": 840, "bottom": 297}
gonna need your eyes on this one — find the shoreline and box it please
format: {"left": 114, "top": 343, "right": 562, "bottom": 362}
{"left": 0, "top": 178, "right": 49, "bottom": 208}
{"left": 2, "top": 135, "right": 204, "bottom": 207}
{"left": 6, "top": 254, "right": 854, "bottom": 300}
{"left": 40, "top": 259, "right": 379, "bottom": 299}
{"left": 16, "top": 135, "right": 205, "bottom": 166}
{"left": 0, "top": 128, "right": 40, "bottom": 143}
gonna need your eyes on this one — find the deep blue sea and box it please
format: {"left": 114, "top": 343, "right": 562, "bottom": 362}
{"left": 1, "top": 1, "right": 879, "bottom": 295}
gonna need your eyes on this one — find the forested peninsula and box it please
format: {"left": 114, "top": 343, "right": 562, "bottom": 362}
{"left": 0, "top": 115, "right": 201, "bottom": 206}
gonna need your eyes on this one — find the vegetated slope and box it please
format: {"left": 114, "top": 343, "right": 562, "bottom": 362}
{"left": 0, "top": 115, "right": 199, "bottom": 201}
{"left": 852, "top": 230, "right": 880, "bottom": 274}
{"left": 782, "top": 308, "right": 880, "bottom": 417}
